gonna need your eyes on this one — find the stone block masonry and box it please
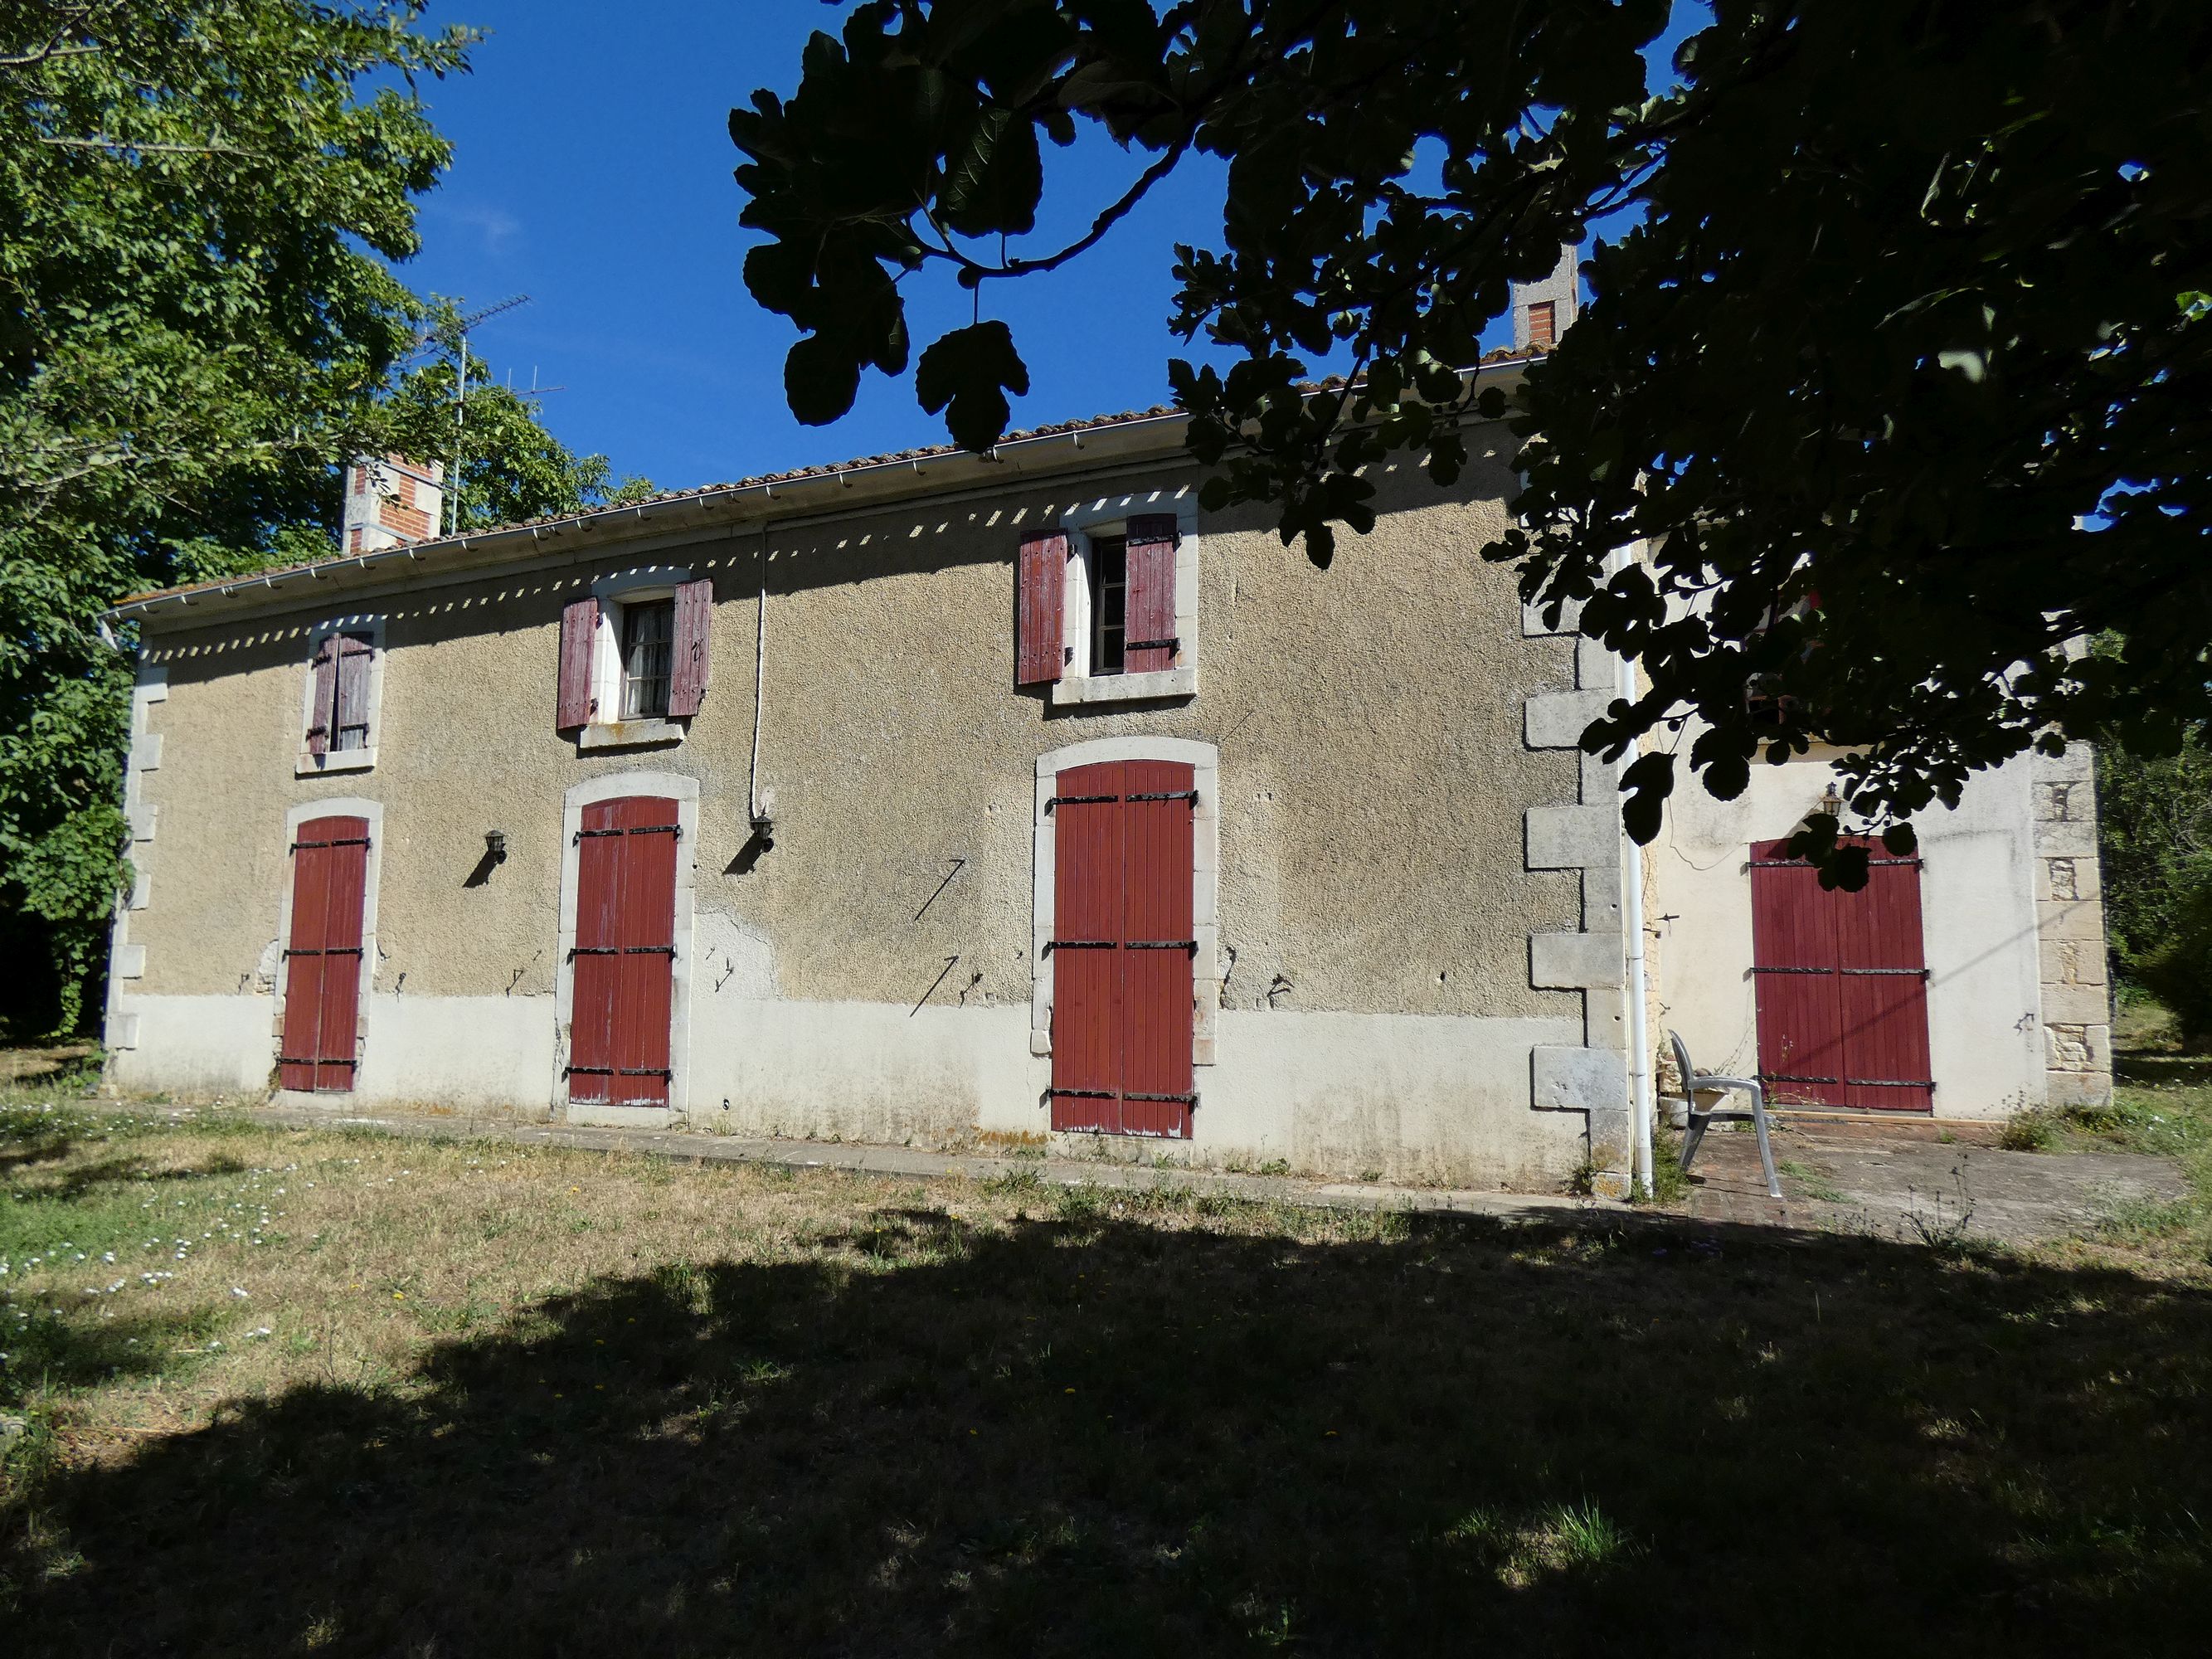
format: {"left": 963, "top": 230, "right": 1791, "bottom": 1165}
{"left": 2031, "top": 742, "right": 2112, "bottom": 1110}
{"left": 1521, "top": 606, "right": 1632, "bottom": 1195}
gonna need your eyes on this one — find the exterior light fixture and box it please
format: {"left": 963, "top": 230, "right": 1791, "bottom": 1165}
{"left": 484, "top": 828, "right": 508, "bottom": 863}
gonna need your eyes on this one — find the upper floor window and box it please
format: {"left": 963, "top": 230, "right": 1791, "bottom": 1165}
{"left": 1015, "top": 493, "right": 1198, "bottom": 705}
{"left": 1089, "top": 533, "right": 1128, "bottom": 675}
{"left": 298, "top": 616, "right": 384, "bottom": 776}
{"left": 620, "top": 598, "right": 675, "bottom": 718}
{"left": 557, "top": 571, "right": 711, "bottom": 748}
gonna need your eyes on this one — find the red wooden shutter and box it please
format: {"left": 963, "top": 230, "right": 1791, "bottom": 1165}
{"left": 1119, "top": 759, "right": 1197, "bottom": 1136}
{"left": 568, "top": 795, "right": 678, "bottom": 1107}
{"left": 1749, "top": 845, "right": 1847, "bottom": 1106}
{"left": 1049, "top": 760, "right": 1196, "bottom": 1138}
{"left": 333, "top": 632, "right": 373, "bottom": 750}
{"left": 667, "top": 577, "right": 712, "bottom": 717}
{"left": 279, "top": 815, "right": 369, "bottom": 1092}
{"left": 1833, "top": 849, "right": 1934, "bottom": 1109}
{"left": 1051, "top": 762, "right": 1125, "bottom": 1132}
{"left": 1123, "top": 513, "right": 1179, "bottom": 674}
{"left": 1016, "top": 528, "right": 1067, "bottom": 686}
{"left": 1749, "top": 838, "right": 1933, "bottom": 1111}
{"left": 304, "top": 634, "right": 338, "bottom": 756}
{"left": 557, "top": 596, "right": 598, "bottom": 729}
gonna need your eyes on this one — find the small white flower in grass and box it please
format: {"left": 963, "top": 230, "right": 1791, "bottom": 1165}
{"left": 231, "top": 1287, "right": 249, "bottom": 1299}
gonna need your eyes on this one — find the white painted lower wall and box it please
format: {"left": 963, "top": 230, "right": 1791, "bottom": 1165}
{"left": 111, "top": 995, "right": 274, "bottom": 1096}
{"left": 1650, "top": 752, "right": 2047, "bottom": 1118}
{"left": 355, "top": 995, "right": 557, "bottom": 1110}
{"left": 107, "top": 990, "right": 1587, "bottom": 1185}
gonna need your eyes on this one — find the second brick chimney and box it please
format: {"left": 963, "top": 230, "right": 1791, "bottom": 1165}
{"left": 1510, "top": 245, "right": 1582, "bottom": 354}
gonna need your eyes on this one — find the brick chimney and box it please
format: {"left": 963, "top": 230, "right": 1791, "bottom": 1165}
{"left": 341, "top": 455, "right": 445, "bottom": 552}
{"left": 1510, "top": 244, "right": 1582, "bottom": 354}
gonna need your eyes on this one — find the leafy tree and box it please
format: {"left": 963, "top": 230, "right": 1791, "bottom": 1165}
{"left": 2098, "top": 729, "right": 2212, "bottom": 1039}
{"left": 0, "top": 5, "right": 646, "bottom": 1036}
{"left": 733, "top": 0, "right": 2212, "bottom": 886}
{"left": 376, "top": 324, "right": 659, "bottom": 535}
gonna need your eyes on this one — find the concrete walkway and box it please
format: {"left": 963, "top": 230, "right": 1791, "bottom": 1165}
{"left": 81, "top": 1095, "right": 2188, "bottom": 1248}
{"left": 1683, "top": 1116, "right": 2190, "bottom": 1244}
{"left": 221, "top": 1100, "right": 1616, "bottom": 1224}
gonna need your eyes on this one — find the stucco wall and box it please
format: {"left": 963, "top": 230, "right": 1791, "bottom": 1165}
{"left": 112, "top": 445, "right": 1605, "bottom": 1182}
{"left": 1648, "top": 748, "right": 2064, "bottom": 1119}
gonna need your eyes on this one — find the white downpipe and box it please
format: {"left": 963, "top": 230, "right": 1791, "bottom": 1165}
{"left": 748, "top": 525, "right": 769, "bottom": 823}
{"left": 1612, "top": 544, "right": 1655, "bottom": 1198}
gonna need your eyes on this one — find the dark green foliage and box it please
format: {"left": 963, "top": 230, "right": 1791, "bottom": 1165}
{"left": 0, "top": 2, "right": 468, "bottom": 1034}
{"left": 2100, "top": 730, "right": 2212, "bottom": 1042}
{"left": 0, "top": 5, "right": 650, "bottom": 1035}
{"left": 374, "top": 328, "right": 657, "bottom": 535}
{"left": 736, "top": 1, "right": 2212, "bottom": 885}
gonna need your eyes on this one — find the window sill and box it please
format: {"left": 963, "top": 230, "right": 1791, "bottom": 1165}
{"left": 296, "top": 747, "right": 377, "bottom": 777}
{"left": 1051, "top": 667, "right": 1196, "bottom": 706}
{"left": 576, "top": 717, "right": 686, "bottom": 751}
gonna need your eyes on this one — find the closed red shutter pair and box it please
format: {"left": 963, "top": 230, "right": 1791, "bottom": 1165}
{"left": 557, "top": 578, "right": 713, "bottom": 730}
{"left": 279, "top": 815, "right": 370, "bottom": 1092}
{"left": 304, "top": 632, "right": 374, "bottom": 756}
{"left": 1748, "top": 839, "right": 1934, "bottom": 1110}
{"left": 1016, "top": 513, "right": 1179, "bottom": 686}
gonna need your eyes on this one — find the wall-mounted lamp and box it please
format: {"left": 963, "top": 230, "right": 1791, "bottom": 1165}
{"left": 484, "top": 828, "right": 508, "bottom": 864}
{"left": 727, "top": 810, "right": 775, "bottom": 876}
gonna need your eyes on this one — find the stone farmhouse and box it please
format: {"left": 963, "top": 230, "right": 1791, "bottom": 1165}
{"left": 100, "top": 280, "right": 2112, "bottom": 1197}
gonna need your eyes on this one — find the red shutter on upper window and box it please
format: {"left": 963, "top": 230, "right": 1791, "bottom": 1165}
{"left": 305, "top": 633, "right": 338, "bottom": 755}
{"left": 1016, "top": 528, "right": 1067, "bottom": 686}
{"left": 557, "top": 596, "right": 598, "bottom": 730}
{"left": 333, "top": 632, "right": 373, "bottom": 751}
{"left": 1124, "top": 513, "right": 1179, "bottom": 674}
{"left": 667, "top": 577, "right": 712, "bottom": 718}
{"left": 279, "top": 815, "right": 369, "bottom": 1093}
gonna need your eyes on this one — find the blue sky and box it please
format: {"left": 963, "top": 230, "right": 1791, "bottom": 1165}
{"left": 399, "top": 1, "right": 1244, "bottom": 494}
{"left": 397, "top": 2, "right": 1699, "bottom": 495}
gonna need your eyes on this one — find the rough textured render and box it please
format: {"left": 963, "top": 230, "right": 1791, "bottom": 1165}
{"left": 2032, "top": 741, "right": 2113, "bottom": 1108}
{"left": 107, "top": 427, "right": 1600, "bottom": 1190}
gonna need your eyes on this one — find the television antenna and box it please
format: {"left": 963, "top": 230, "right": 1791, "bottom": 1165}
{"left": 439, "top": 294, "right": 531, "bottom": 535}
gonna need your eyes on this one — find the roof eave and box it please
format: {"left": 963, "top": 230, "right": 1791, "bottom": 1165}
{"left": 104, "top": 358, "right": 1534, "bottom": 629}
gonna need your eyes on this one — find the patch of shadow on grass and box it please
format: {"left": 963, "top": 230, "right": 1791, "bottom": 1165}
{"left": 5, "top": 1216, "right": 2212, "bottom": 1657}
{"left": 41, "top": 1152, "right": 247, "bottom": 1204}
{"left": 0, "top": 1307, "right": 221, "bottom": 1409}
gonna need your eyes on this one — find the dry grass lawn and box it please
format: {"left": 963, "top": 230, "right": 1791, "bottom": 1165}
{"left": 2, "top": 1089, "right": 2210, "bottom": 1656}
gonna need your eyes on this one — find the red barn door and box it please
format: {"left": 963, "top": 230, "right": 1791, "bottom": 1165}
{"left": 1050, "top": 760, "right": 1196, "bottom": 1137}
{"left": 1749, "top": 839, "right": 1934, "bottom": 1111}
{"left": 568, "top": 795, "right": 678, "bottom": 1106}
{"left": 279, "top": 815, "right": 370, "bottom": 1092}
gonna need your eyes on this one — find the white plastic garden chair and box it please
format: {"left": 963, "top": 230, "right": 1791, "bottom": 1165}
{"left": 1665, "top": 1029, "right": 1782, "bottom": 1199}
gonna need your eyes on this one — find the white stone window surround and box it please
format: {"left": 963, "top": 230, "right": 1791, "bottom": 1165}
{"left": 1053, "top": 490, "right": 1199, "bottom": 705}
{"left": 552, "top": 770, "right": 700, "bottom": 1119}
{"left": 270, "top": 795, "right": 386, "bottom": 1092}
{"left": 1030, "top": 735, "right": 1221, "bottom": 1068}
{"left": 580, "top": 565, "right": 693, "bottom": 751}
{"left": 294, "top": 613, "right": 386, "bottom": 776}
